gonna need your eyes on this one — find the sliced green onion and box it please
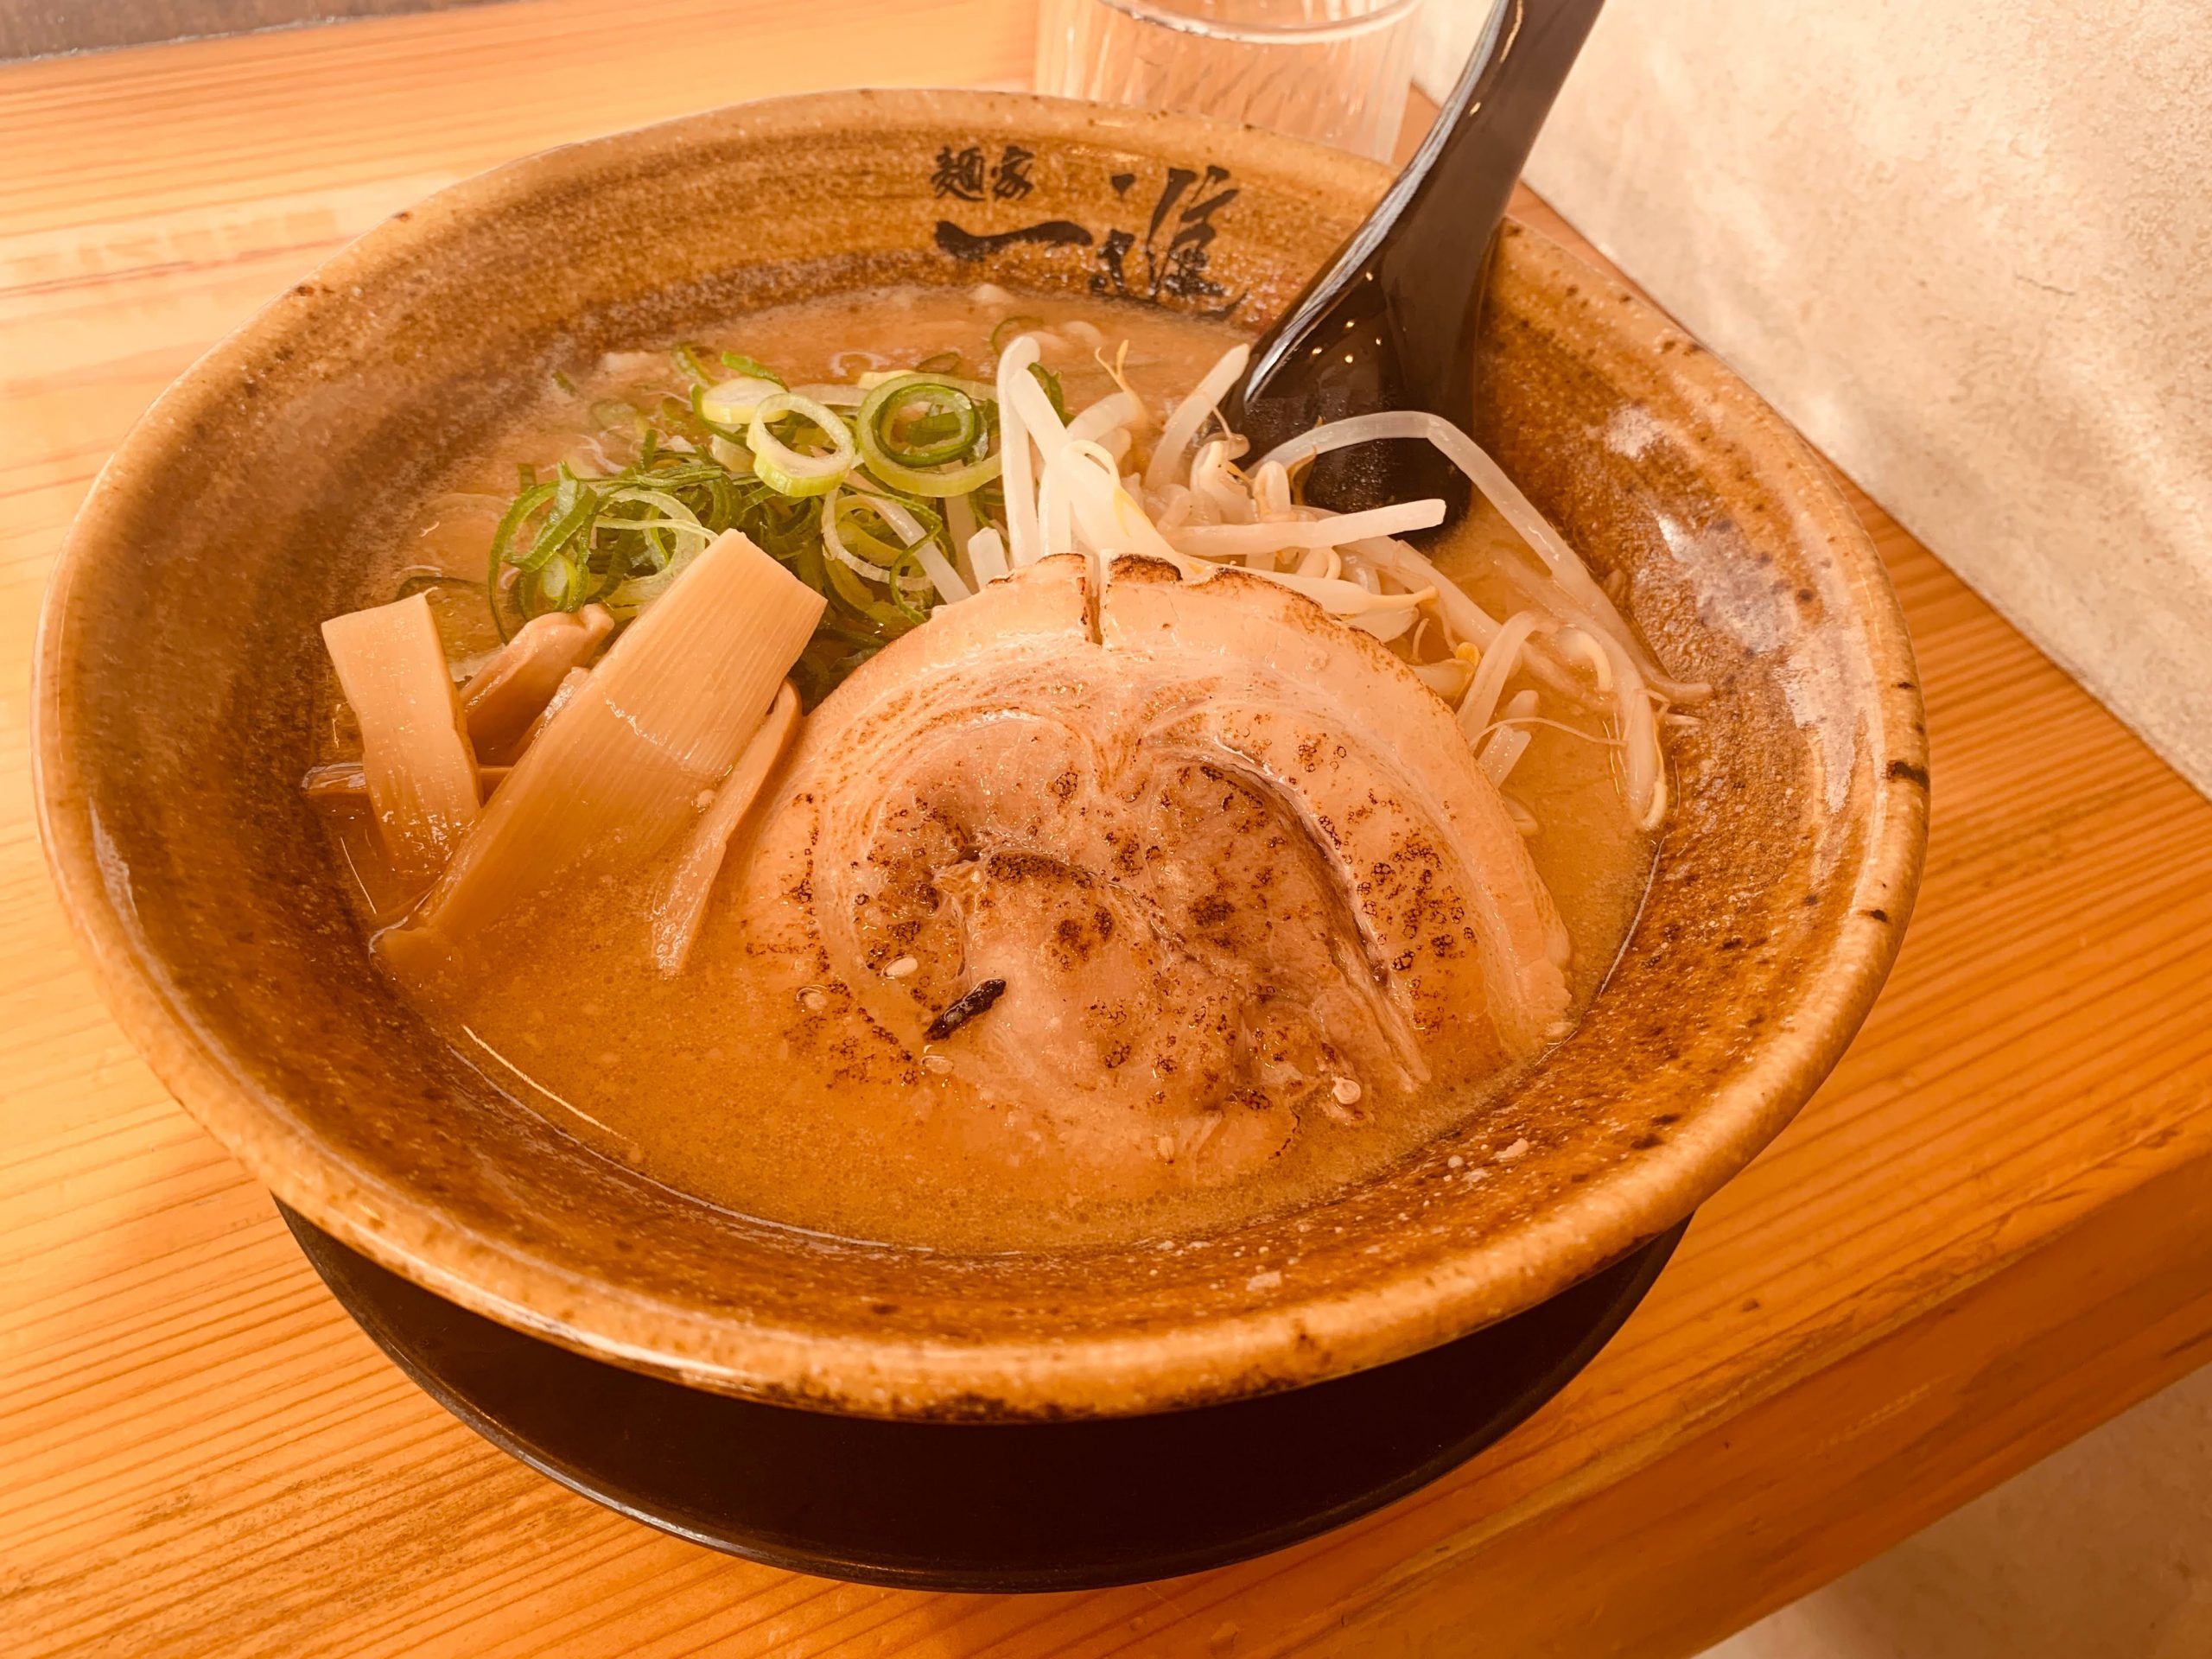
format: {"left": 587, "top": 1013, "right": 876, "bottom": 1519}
{"left": 857, "top": 445, "right": 1004, "bottom": 498}
{"left": 842, "top": 481, "right": 940, "bottom": 548}
{"left": 855, "top": 368, "right": 997, "bottom": 399}
{"left": 746, "top": 391, "right": 855, "bottom": 497}
{"left": 486, "top": 420, "right": 852, "bottom": 635}
{"left": 864, "top": 377, "right": 980, "bottom": 467}
{"left": 600, "top": 486, "right": 713, "bottom": 574}
{"left": 686, "top": 384, "right": 750, "bottom": 442}
{"left": 990, "top": 315, "right": 1044, "bottom": 354}
{"left": 855, "top": 373, "right": 1004, "bottom": 497}
{"left": 903, "top": 410, "right": 964, "bottom": 446}
{"left": 823, "top": 550, "right": 878, "bottom": 612}
{"left": 485, "top": 480, "right": 555, "bottom": 639}
{"left": 513, "top": 474, "right": 599, "bottom": 573}
{"left": 886, "top": 548, "right": 931, "bottom": 623}
{"left": 833, "top": 498, "right": 906, "bottom": 568}
{"left": 538, "top": 556, "right": 582, "bottom": 606}
{"left": 671, "top": 342, "right": 715, "bottom": 385}
{"left": 787, "top": 382, "right": 867, "bottom": 408}
{"left": 700, "top": 374, "right": 784, "bottom": 427}
{"left": 719, "top": 352, "right": 785, "bottom": 385}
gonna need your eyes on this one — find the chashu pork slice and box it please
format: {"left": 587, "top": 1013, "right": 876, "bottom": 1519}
{"left": 734, "top": 552, "right": 1571, "bottom": 1190}
{"left": 1099, "top": 556, "right": 1572, "bottom": 1060}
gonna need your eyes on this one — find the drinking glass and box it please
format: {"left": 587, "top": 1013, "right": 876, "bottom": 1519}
{"left": 1034, "top": 0, "right": 1425, "bottom": 163}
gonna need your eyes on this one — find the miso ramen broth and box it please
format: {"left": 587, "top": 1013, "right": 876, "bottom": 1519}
{"left": 311, "top": 283, "right": 1681, "bottom": 1253}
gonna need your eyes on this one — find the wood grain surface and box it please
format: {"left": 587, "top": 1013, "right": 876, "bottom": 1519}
{"left": 6, "top": 5, "right": 2212, "bottom": 1656}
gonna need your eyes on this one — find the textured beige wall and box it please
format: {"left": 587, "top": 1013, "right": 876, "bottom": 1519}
{"left": 1419, "top": 0, "right": 2212, "bottom": 795}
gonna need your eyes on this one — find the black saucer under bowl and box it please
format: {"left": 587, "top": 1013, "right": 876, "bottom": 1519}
{"left": 281, "top": 1204, "right": 1683, "bottom": 1592}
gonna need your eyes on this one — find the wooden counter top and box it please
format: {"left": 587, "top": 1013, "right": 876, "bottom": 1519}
{"left": 7, "top": 3, "right": 2212, "bottom": 1653}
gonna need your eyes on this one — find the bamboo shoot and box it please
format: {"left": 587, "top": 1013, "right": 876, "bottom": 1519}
{"left": 461, "top": 604, "right": 614, "bottom": 765}
{"left": 320, "top": 592, "right": 480, "bottom": 889}
{"left": 382, "top": 531, "right": 823, "bottom": 969}
{"left": 652, "top": 681, "right": 801, "bottom": 976}
{"left": 521, "top": 667, "right": 589, "bottom": 756}
{"left": 303, "top": 760, "right": 511, "bottom": 802}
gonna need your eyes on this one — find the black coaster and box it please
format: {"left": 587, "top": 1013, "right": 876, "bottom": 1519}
{"left": 281, "top": 1205, "right": 1683, "bottom": 1592}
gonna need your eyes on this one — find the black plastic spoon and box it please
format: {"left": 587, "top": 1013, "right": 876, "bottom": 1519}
{"left": 1219, "top": 0, "right": 1608, "bottom": 524}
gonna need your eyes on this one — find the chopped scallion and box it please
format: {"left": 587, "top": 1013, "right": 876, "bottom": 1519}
{"left": 719, "top": 352, "right": 785, "bottom": 386}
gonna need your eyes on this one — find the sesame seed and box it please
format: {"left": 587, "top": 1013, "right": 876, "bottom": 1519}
{"left": 797, "top": 986, "right": 829, "bottom": 1013}
{"left": 885, "top": 956, "right": 919, "bottom": 979}
{"left": 1332, "top": 1076, "right": 1363, "bottom": 1105}
{"left": 920, "top": 1052, "right": 952, "bottom": 1076}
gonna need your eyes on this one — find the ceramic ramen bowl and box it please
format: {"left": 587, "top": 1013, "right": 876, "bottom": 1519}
{"left": 35, "top": 89, "right": 1927, "bottom": 1421}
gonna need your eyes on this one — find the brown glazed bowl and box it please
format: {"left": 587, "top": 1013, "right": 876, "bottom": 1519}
{"left": 35, "top": 89, "right": 1926, "bottom": 1421}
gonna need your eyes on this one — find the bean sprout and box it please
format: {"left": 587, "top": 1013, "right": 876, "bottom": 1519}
{"left": 1144, "top": 343, "right": 1250, "bottom": 496}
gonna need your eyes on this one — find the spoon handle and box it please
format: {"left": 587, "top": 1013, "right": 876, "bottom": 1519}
{"left": 1227, "top": 0, "right": 1607, "bottom": 467}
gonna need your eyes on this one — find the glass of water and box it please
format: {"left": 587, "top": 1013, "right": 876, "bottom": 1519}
{"left": 1034, "top": 0, "right": 1425, "bottom": 163}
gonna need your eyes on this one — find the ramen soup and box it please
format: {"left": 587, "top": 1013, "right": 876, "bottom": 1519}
{"left": 307, "top": 284, "right": 1702, "bottom": 1252}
